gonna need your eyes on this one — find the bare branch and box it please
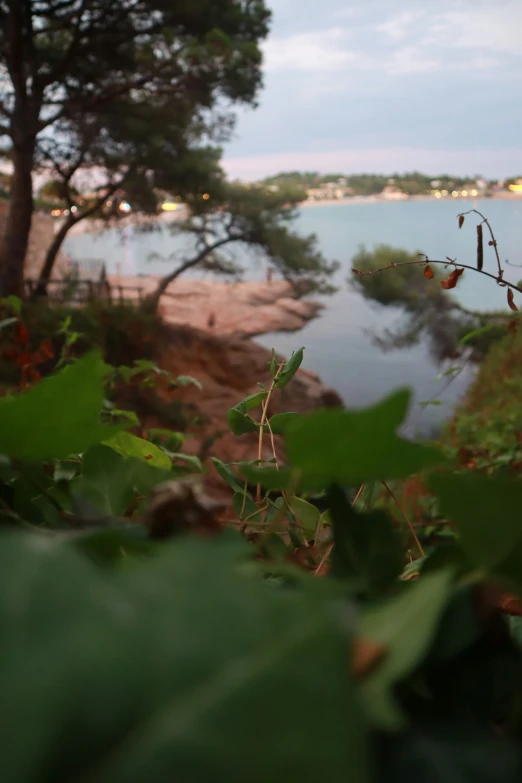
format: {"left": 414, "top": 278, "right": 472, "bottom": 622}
{"left": 352, "top": 258, "right": 522, "bottom": 296}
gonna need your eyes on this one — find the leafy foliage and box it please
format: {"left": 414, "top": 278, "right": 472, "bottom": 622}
{"left": 0, "top": 298, "right": 521, "bottom": 780}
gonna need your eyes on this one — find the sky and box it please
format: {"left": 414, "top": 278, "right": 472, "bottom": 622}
{"left": 222, "top": 0, "right": 522, "bottom": 181}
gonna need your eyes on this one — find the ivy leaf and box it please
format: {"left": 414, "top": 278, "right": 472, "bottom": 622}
{"left": 0, "top": 352, "right": 123, "bottom": 462}
{"left": 286, "top": 389, "right": 445, "bottom": 491}
{"left": 104, "top": 432, "right": 172, "bottom": 471}
{"left": 359, "top": 568, "right": 454, "bottom": 728}
{"left": 327, "top": 485, "right": 403, "bottom": 592}
{"left": 0, "top": 534, "right": 369, "bottom": 783}
{"left": 71, "top": 445, "right": 137, "bottom": 517}
{"left": 430, "top": 473, "right": 522, "bottom": 593}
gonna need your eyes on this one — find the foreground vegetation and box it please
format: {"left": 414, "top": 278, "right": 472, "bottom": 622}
{"left": 1, "top": 285, "right": 522, "bottom": 782}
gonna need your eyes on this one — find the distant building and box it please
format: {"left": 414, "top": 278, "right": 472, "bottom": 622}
{"left": 306, "top": 184, "right": 354, "bottom": 201}
{"left": 381, "top": 185, "right": 408, "bottom": 201}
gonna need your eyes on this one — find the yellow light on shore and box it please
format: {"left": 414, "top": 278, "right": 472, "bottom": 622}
{"left": 509, "top": 184, "right": 522, "bottom": 192}
{"left": 461, "top": 190, "right": 468, "bottom": 197}
{"left": 161, "top": 202, "right": 178, "bottom": 211}
{"left": 452, "top": 191, "right": 458, "bottom": 197}
{"left": 202, "top": 193, "right": 210, "bottom": 200}
{"left": 435, "top": 192, "right": 441, "bottom": 198}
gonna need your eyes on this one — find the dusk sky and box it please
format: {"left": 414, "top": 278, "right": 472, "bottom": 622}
{"left": 223, "top": 0, "right": 522, "bottom": 180}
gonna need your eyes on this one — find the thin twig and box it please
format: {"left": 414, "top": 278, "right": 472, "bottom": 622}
{"left": 353, "top": 258, "right": 522, "bottom": 295}
{"left": 383, "top": 481, "right": 424, "bottom": 557}
{"left": 314, "top": 483, "right": 365, "bottom": 575}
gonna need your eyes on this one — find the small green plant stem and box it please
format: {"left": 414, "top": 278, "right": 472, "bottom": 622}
{"left": 256, "top": 364, "right": 283, "bottom": 503}
{"left": 255, "top": 471, "right": 301, "bottom": 555}
{"left": 382, "top": 481, "right": 425, "bottom": 558}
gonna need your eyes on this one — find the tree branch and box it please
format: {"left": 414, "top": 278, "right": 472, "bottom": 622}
{"left": 352, "top": 258, "right": 522, "bottom": 296}
{"left": 146, "top": 231, "right": 247, "bottom": 311}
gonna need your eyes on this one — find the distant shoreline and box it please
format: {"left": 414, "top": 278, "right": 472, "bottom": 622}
{"left": 300, "top": 193, "right": 522, "bottom": 208}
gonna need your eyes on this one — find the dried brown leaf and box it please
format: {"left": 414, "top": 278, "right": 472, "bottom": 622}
{"left": 424, "top": 264, "right": 434, "bottom": 279}
{"left": 458, "top": 214, "right": 465, "bottom": 229}
{"left": 440, "top": 268, "right": 464, "bottom": 290}
{"left": 507, "top": 288, "right": 518, "bottom": 312}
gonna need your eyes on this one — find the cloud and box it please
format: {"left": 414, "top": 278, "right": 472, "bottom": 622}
{"left": 377, "top": 10, "right": 425, "bottom": 41}
{"left": 224, "top": 0, "right": 522, "bottom": 177}
{"left": 262, "top": 28, "right": 362, "bottom": 72}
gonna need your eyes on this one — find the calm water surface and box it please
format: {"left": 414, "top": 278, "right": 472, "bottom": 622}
{"left": 64, "top": 199, "right": 522, "bottom": 433}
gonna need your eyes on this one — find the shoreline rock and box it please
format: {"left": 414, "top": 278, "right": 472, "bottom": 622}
{"left": 108, "top": 276, "right": 324, "bottom": 338}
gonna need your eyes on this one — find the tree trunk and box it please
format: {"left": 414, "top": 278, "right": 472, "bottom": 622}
{"left": 33, "top": 216, "right": 75, "bottom": 298}
{"left": 0, "top": 145, "right": 35, "bottom": 298}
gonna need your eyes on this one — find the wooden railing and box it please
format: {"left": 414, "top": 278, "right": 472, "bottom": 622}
{"left": 24, "top": 278, "right": 144, "bottom": 305}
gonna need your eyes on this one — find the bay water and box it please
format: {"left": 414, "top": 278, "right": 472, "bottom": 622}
{"left": 64, "top": 198, "right": 522, "bottom": 434}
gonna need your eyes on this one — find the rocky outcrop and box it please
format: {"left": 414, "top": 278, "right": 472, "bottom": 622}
{"left": 108, "top": 276, "right": 324, "bottom": 337}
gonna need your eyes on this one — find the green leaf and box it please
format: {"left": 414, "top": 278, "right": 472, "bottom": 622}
{"left": 359, "top": 568, "right": 454, "bottom": 728}
{"left": 430, "top": 473, "right": 522, "bottom": 592}
{"left": 286, "top": 389, "right": 445, "bottom": 491}
{"left": 2, "top": 295, "right": 22, "bottom": 314}
{"left": 0, "top": 533, "right": 368, "bottom": 783}
{"left": 232, "top": 491, "right": 261, "bottom": 522}
{"left": 71, "top": 445, "right": 136, "bottom": 517}
{"left": 268, "top": 412, "right": 302, "bottom": 435}
{"left": 170, "top": 453, "right": 203, "bottom": 473}
{"left": 458, "top": 324, "right": 498, "bottom": 347}
{"left": 0, "top": 316, "right": 17, "bottom": 332}
{"left": 328, "top": 485, "right": 403, "bottom": 592}
{"left": 275, "top": 346, "right": 304, "bottom": 389}
{"left": 104, "top": 431, "right": 172, "bottom": 471}
{"left": 175, "top": 375, "right": 203, "bottom": 391}
{"left": 70, "top": 525, "right": 154, "bottom": 566}
{"left": 0, "top": 352, "right": 123, "bottom": 462}
{"left": 227, "top": 395, "right": 264, "bottom": 436}
{"left": 436, "top": 366, "right": 462, "bottom": 381}
{"left": 110, "top": 408, "right": 141, "bottom": 426}
{"left": 288, "top": 496, "right": 320, "bottom": 539}
{"left": 212, "top": 457, "right": 243, "bottom": 493}
{"left": 240, "top": 463, "right": 291, "bottom": 490}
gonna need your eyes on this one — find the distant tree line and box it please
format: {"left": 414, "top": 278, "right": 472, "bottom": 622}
{"left": 261, "top": 171, "right": 502, "bottom": 197}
